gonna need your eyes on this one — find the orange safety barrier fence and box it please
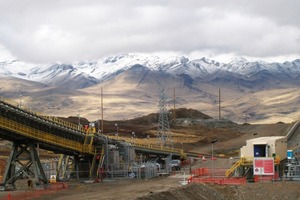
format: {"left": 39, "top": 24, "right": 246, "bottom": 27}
{"left": 188, "top": 167, "right": 247, "bottom": 185}
{"left": 49, "top": 182, "right": 69, "bottom": 190}
{"left": 191, "top": 168, "right": 228, "bottom": 177}
{"left": 0, "top": 183, "right": 69, "bottom": 200}
{"left": 188, "top": 176, "right": 247, "bottom": 185}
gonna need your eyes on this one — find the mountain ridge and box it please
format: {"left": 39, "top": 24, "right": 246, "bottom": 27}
{"left": 1, "top": 54, "right": 300, "bottom": 123}
{"left": 1, "top": 54, "right": 300, "bottom": 89}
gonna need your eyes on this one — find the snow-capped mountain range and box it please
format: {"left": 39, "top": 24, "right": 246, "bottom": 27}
{"left": 1, "top": 53, "right": 300, "bottom": 123}
{"left": 1, "top": 54, "right": 300, "bottom": 89}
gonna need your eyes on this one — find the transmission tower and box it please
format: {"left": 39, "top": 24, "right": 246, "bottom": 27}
{"left": 157, "top": 87, "right": 172, "bottom": 146}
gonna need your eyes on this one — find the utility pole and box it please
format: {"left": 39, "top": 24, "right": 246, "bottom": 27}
{"left": 101, "top": 87, "right": 104, "bottom": 133}
{"left": 173, "top": 88, "right": 176, "bottom": 120}
{"left": 219, "top": 88, "right": 221, "bottom": 119}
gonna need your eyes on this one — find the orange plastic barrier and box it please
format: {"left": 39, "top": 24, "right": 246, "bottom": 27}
{"left": 49, "top": 182, "right": 69, "bottom": 190}
{"left": 1, "top": 183, "right": 69, "bottom": 200}
{"left": 191, "top": 168, "right": 227, "bottom": 177}
{"left": 189, "top": 167, "right": 246, "bottom": 185}
{"left": 188, "top": 177, "right": 247, "bottom": 185}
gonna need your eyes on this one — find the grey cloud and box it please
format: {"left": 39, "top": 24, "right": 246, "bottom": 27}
{"left": 0, "top": 0, "right": 299, "bottom": 63}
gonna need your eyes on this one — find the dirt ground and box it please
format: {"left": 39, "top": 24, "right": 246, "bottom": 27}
{"left": 1, "top": 158, "right": 299, "bottom": 200}
{"left": 137, "top": 181, "right": 300, "bottom": 200}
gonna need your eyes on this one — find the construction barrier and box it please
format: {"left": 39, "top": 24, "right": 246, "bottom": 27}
{"left": 49, "top": 182, "right": 69, "bottom": 190}
{"left": 191, "top": 168, "right": 228, "bottom": 177}
{"left": 188, "top": 176, "right": 247, "bottom": 185}
{"left": 0, "top": 183, "right": 69, "bottom": 200}
{"left": 189, "top": 167, "right": 247, "bottom": 185}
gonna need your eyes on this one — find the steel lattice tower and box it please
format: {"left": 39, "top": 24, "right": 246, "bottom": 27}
{"left": 157, "top": 87, "right": 172, "bottom": 146}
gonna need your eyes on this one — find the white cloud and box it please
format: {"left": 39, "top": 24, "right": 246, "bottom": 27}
{"left": 0, "top": 0, "right": 299, "bottom": 64}
{"left": 0, "top": 44, "right": 15, "bottom": 60}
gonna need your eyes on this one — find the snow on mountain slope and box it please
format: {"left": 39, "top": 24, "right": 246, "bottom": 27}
{"left": 0, "top": 60, "right": 35, "bottom": 78}
{"left": 55, "top": 56, "right": 300, "bottom": 81}
{"left": 226, "top": 57, "right": 277, "bottom": 76}
{"left": 1, "top": 54, "right": 300, "bottom": 89}
{"left": 2, "top": 54, "right": 300, "bottom": 123}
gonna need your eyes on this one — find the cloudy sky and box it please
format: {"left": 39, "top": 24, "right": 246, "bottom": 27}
{"left": 0, "top": 0, "right": 299, "bottom": 64}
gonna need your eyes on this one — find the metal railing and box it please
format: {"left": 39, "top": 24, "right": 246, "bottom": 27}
{"left": 41, "top": 115, "right": 85, "bottom": 132}
{"left": 0, "top": 97, "right": 85, "bottom": 133}
{"left": 286, "top": 120, "right": 300, "bottom": 140}
{"left": 225, "top": 157, "right": 254, "bottom": 177}
{"left": 108, "top": 135, "right": 186, "bottom": 158}
{"left": 225, "top": 158, "right": 244, "bottom": 177}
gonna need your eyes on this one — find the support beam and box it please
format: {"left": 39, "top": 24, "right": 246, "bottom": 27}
{"left": 0, "top": 142, "right": 48, "bottom": 191}
{"left": 57, "top": 154, "right": 72, "bottom": 181}
{"left": 74, "top": 155, "right": 79, "bottom": 179}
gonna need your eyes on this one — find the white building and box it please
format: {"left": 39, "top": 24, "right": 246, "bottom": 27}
{"left": 240, "top": 136, "right": 287, "bottom": 161}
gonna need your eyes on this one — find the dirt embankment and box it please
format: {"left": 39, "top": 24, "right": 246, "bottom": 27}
{"left": 137, "top": 181, "right": 300, "bottom": 200}
{"left": 23, "top": 175, "right": 300, "bottom": 200}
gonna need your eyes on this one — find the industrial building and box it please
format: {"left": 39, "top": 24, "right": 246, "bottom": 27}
{"left": 224, "top": 136, "right": 288, "bottom": 180}
{"left": 240, "top": 136, "right": 287, "bottom": 161}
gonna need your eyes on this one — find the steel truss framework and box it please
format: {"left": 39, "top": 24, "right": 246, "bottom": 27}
{"left": 0, "top": 142, "right": 48, "bottom": 190}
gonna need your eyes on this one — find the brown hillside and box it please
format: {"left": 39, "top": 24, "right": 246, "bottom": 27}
{"left": 59, "top": 108, "right": 291, "bottom": 156}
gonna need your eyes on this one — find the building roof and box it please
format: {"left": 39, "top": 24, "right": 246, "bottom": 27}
{"left": 246, "top": 136, "right": 286, "bottom": 144}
